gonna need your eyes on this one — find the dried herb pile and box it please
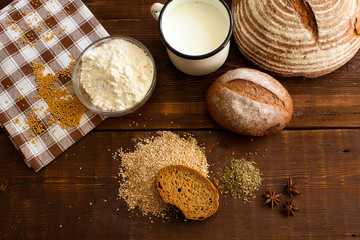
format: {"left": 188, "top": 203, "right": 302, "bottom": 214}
{"left": 221, "top": 158, "right": 263, "bottom": 202}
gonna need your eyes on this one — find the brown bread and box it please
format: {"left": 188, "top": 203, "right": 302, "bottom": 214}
{"left": 206, "top": 68, "right": 293, "bottom": 136}
{"left": 156, "top": 165, "right": 219, "bottom": 220}
{"left": 232, "top": 0, "right": 360, "bottom": 78}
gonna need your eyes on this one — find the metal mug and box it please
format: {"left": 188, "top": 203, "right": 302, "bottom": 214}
{"left": 150, "top": 0, "right": 233, "bottom": 76}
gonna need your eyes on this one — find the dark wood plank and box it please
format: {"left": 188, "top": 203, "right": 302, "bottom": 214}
{"left": 94, "top": 17, "right": 360, "bottom": 129}
{"left": 0, "top": 130, "right": 359, "bottom": 239}
{"left": 1, "top": 2, "right": 360, "bottom": 130}
{"left": 1, "top": 0, "right": 360, "bottom": 239}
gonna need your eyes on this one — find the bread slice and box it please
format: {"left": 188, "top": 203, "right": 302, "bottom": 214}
{"left": 156, "top": 165, "right": 219, "bottom": 220}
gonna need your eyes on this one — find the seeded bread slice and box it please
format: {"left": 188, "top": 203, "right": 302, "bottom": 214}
{"left": 156, "top": 165, "right": 219, "bottom": 220}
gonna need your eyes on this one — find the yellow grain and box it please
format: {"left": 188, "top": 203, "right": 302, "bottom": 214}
{"left": 31, "top": 60, "right": 88, "bottom": 129}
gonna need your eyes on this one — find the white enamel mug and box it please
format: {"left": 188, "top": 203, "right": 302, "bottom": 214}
{"left": 150, "top": 0, "right": 233, "bottom": 76}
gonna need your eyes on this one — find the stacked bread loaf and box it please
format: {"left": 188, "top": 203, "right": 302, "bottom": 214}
{"left": 232, "top": 0, "right": 360, "bottom": 78}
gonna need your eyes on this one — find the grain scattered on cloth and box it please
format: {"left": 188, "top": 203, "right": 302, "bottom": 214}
{"left": 0, "top": 0, "right": 109, "bottom": 171}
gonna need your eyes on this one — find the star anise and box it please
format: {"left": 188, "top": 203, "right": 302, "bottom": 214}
{"left": 281, "top": 200, "right": 298, "bottom": 217}
{"left": 263, "top": 189, "right": 281, "bottom": 209}
{"left": 0, "top": 182, "right": 7, "bottom": 192}
{"left": 284, "top": 177, "right": 300, "bottom": 197}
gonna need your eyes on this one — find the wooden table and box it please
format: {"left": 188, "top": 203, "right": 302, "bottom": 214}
{"left": 1, "top": 0, "right": 360, "bottom": 239}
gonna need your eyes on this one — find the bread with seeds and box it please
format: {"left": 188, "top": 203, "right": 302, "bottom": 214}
{"left": 156, "top": 165, "right": 219, "bottom": 220}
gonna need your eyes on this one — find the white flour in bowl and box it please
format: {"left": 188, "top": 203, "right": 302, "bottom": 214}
{"left": 80, "top": 39, "right": 154, "bottom": 112}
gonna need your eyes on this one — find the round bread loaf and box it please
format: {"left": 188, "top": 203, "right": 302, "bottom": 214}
{"left": 206, "top": 68, "right": 293, "bottom": 136}
{"left": 232, "top": 0, "right": 360, "bottom": 78}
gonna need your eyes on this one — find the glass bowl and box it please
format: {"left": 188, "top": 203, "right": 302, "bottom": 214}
{"left": 72, "top": 35, "right": 157, "bottom": 117}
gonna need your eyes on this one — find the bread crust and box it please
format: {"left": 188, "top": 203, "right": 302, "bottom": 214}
{"left": 232, "top": 0, "right": 360, "bottom": 78}
{"left": 156, "top": 165, "right": 219, "bottom": 220}
{"left": 206, "top": 68, "right": 293, "bottom": 136}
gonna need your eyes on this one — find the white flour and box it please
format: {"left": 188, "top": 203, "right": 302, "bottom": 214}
{"left": 80, "top": 39, "right": 154, "bottom": 112}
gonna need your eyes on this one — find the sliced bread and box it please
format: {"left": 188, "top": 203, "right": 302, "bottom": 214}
{"left": 156, "top": 165, "right": 219, "bottom": 220}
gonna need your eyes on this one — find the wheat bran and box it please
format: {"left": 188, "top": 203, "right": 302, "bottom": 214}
{"left": 6, "top": 1, "right": 68, "bottom": 48}
{"left": 31, "top": 59, "right": 87, "bottom": 129}
{"left": 13, "top": 58, "right": 87, "bottom": 143}
{"left": 115, "top": 131, "right": 209, "bottom": 217}
{"left": 25, "top": 111, "right": 45, "bottom": 136}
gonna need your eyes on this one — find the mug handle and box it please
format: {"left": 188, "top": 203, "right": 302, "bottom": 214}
{"left": 150, "top": 3, "right": 164, "bottom": 21}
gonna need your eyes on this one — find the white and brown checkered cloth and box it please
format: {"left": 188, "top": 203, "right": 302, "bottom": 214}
{"left": 0, "top": 0, "right": 109, "bottom": 171}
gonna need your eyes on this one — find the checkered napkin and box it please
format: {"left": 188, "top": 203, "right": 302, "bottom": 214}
{"left": 0, "top": 0, "right": 109, "bottom": 171}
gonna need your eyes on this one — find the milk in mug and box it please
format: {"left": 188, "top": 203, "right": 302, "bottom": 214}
{"left": 161, "top": 1, "right": 229, "bottom": 56}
